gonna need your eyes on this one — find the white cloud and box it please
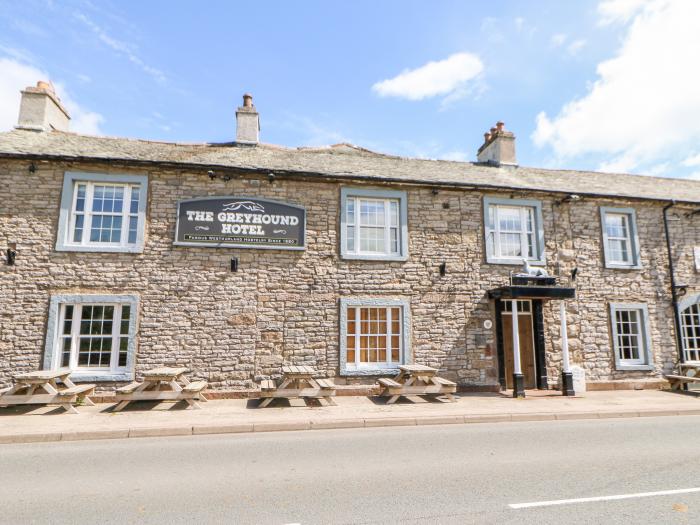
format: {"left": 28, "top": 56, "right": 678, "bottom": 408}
{"left": 682, "top": 153, "right": 700, "bottom": 167}
{"left": 598, "top": 0, "right": 648, "bottom": 25}
{"left": 372, "top": 52, "right": 484, "bottom": 102}
{"left": 0, "top": 57, "right": 103, "bottom": 134}
{"left": 566, "top": 39, "right": 587, "bottom": 55}
{"left": 532, "top": 0, "right": 700, "bottom": 173}
{"left": 74, "top": 12, "right": 166, "bottom": 84}
{"left": 551, "top": 33, "right": 567, "bottom": 47}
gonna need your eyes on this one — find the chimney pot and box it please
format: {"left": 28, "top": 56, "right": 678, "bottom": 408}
{"left": 477, "top": 122, "right": 517, "bottom": 166}
{"left": 16, "top": 80, "right": 70, "bottom": 132}
{"left": 236, "top": 92, "right": 260, "bottom": 144}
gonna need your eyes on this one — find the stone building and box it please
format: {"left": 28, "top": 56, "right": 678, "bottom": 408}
{"left": 1, "top": 82, "right": 699, "bottom": 393}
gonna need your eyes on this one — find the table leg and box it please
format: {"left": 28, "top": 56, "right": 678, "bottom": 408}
{"left": 258, "top": 397, "right": 275, "bottom": 408}
{"left": 113, "top": 400, "right": 131, "bottom": 412}
{"left": 185, "top": 398, "right": 202, "bottom": 410}
{"left": 62, "top": 376, "right": 76, "bottom": 389}
{"left": 386, "top": 395, "right": 401, "bottom": 404}
{"left": 323, "top": 396, "right": 337, "bottom": 406}
{"left": 61, "top": 403, "right": 80, "bottom": 414}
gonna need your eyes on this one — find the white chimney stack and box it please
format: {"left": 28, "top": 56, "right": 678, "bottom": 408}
{"left": 16, "top": 81, "right": 70, "bottom": 132}
{"left": 236, "top": 93, "right": 259, "bottom": 145}
{"left": 477, "top": 121, "right": 516, "bottom": 166}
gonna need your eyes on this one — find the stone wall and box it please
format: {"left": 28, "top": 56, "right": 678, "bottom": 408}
{"left": 0, "top": 158, "right": 696, "bottom": 390}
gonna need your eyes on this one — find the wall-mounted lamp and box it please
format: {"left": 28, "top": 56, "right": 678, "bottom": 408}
{"left": 442, "top": 202, "right": 450, "bottom": 209}
{"left": 6, "top": 243, "right": 16, "bottom": 266}
{"left": 431, "top": 189, "right": 439, "bottom": 196}
{"left": 556, "top": 194, "right": 581, "bottom": 205}
{"left": 268, "top": 172, "right": 276, "bottom": 184}
{"left": 207, "top": 170, "right": 216, "bottom": 180}
{"left": 28, "top": 162, "right": 36, "bottom": 174}
{"left": 439, "top": 262, "right": 447, "bottom": 277}
{"left": 570, "top": 267, "right": 578, "bottom": 281}
{"left": 222, "top": 174, "right": 232, "bottom": 182}
{"left": 230, "top": 257, "right": 239, "bottom": 272}
{"left": 674, "top": 284, "right": 688, "bottom": 297}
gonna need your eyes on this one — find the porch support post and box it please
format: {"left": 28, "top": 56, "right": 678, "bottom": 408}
{"left": 560, "top": 301, "right": 575, "bottom": 396}
{"left": 511, "top": 299, "right": 525, "bottom": 398}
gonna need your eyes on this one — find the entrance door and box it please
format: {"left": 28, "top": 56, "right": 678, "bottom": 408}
{"left": 501, "top": 300, "right": 537, "bottom": 389}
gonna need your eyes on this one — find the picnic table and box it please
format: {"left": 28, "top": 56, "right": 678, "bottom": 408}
{"left": 666, "top": 363, "right": 700, "bottom": 390}
{"left": 0, "top": 370, "right": 95, "bottom": 414}
{"left": 258, "top": 365, "right": 336, "bottom": 407}
{"left": 377, "top": 364, "right": 456, "bottom": 404}
{"left": 113, "top": 367, "right": 208, "bottom": 411}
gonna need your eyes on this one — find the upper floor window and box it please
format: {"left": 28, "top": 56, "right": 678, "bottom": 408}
{"left": 340, "top": 188, "right": 408, "bottom": 261}
{"left": 483, "top": 196, "right": 545, "bottom": 265}
{"left": 600, "top": 207, "right": 641, "bottom": 269}
{"left": 43, "top": 294, "right": 138, "bottom": 382}
{"left": 56, "top": 172, "right": 148, "bottom": 253}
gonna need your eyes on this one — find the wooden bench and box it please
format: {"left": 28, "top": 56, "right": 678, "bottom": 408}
{"left": 377, "top": 365, "right": 457, "bottom": 404}
{"left": 315, "top": 378, "right": 336, "bottom": 389}
{"left": 258, "top": 368, "right": 337, "bottom": 407}
{"left": 378, "top": 378, "right": 402, "bottom": 389}
{"left": 0, "top": 371, "right": 95, "bottom": 414}
{"left": 182, "top": 381, "right": 208, "bottom": 395}
{"left": 665, "top": 374, "right": 700, "bottom": 390}
{"left": 260, "top": 379, "right": 276, "bottom": 391}
{"left": 116, "top": 382, "right": 141, "bottom": 394}
{"left": 112, "top": 368, "right": 208, "bottom": 411}
{"left": 54, "top": 384, "right": 96, "bottom": 398}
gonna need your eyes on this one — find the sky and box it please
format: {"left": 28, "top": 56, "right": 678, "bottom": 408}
{"left": 1, "top": 0, "right": 700, "bottom": 180}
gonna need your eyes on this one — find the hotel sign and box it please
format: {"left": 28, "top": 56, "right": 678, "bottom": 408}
{"left": 174, "top": 197, "right": 306, "bottom": 250}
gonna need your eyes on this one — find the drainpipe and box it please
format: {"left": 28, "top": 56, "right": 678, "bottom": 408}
{"left": 663, "top": 201, "right": 684, "bottom": 364}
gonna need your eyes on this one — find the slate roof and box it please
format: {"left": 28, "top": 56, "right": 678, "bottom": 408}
{"left": 0, "top": 128, "right": 698, "bottom": 203}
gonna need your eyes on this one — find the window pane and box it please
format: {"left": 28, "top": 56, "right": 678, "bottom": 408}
{"left": 128, "top": 216, "right": 139, "bottom": 244}
{"left": 130, "top": 186, "right": 140, "bottom": 214}
{"left": 346, "top": 225, "right": 355, "bottom": 252}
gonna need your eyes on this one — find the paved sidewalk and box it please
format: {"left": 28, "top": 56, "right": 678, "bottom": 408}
{"left": 1, "top": 390, "right": 698, "bottom": 444}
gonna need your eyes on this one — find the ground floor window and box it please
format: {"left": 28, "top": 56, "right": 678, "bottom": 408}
{"left": 339, "top": 298, "right": 410, "bottom": 375}
{"left": 44, "top": 294, "right": 138, "bottom": 381}
{"left": 609, "top": 303, "right": 653, "bottom": 370}
{"left": 680, "top": 300, "right": 700, "bottom": 362}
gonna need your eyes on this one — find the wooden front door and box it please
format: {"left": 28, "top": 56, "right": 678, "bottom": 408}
{"left": 502, "top": 300, "right": 537, "bottom": 389}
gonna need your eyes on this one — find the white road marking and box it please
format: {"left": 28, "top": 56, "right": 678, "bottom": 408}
{"left": 509, "top": 487, "right": 700, "bottom": 509}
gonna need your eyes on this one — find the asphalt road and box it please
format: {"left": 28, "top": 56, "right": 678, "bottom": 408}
{"left": 1, "top": 416, "right": 699, "bottom": 524}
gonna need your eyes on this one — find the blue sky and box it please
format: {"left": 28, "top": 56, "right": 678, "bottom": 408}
{"left": 1, "top": 0, "right": 699, "bottom": 179}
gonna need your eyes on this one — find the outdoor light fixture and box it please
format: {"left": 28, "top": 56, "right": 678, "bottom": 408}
{"left": 556, "top": 194, "right": 581, "bottom": 205}
{"left": 230, "top": 257, "right": 239, "bottom": 272}
{"left": 431, "top": 189, "right": 439, "bottom": 195}
{"left": 674, "top": 284, "right": 688, "bottom": 297}
{"left": 439, "top": 262, "right": 447, "bottom": 277}
{"left": 222, "top": 174, "right": 232, "bottom": 182}
{"left": 268, "top": 172, "right": 276, "bottom": 183}
{"left": 571, "top": 267, "right": 578, "bottom": 281}
{"left": 207, "top": 170, "right": 216, "bottom": 180}
{"left": 6, "top": 243, "right": 16, "bottom": 266}
{"left": 28, "top": 162, "right": 36, "bottom": 174}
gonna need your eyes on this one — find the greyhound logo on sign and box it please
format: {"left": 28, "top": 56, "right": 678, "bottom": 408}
{"left": 174, "top": 197, "right": 306, "bottom": 250}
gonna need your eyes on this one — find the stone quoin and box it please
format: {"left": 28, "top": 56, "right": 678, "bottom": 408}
{"left": 1, "top": 86, "right": 699, "bottom": 393}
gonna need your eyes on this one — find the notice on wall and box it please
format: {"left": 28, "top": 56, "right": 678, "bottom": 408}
{"left": 174, "top": 197, "right": 305, "bottom": 250}
{"left": 695, "top": 247, "right": 700, "bottom": 271}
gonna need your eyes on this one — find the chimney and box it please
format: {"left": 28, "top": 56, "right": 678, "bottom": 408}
{"left": 477, "top": 121, "right": 516, "bottom": 166}
{"left": 235, "top": 93, "right": 259, "bottom": 145}
{"left": 16, "top": 81, "right": 70, "bottom": 132}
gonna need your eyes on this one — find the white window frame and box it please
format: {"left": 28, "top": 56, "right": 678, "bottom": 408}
{"left": 56, "top": 172, "right": 148, "bottom": 253}
{"left": 339, "top": 297, "right": 411, "bottom": 376}
{"left": 340, "top": 187, "right": 408, "bottom": 261}
{"left": 483, "top": 196, "right": 545, "bottom": 265}
{"left": 679, "top": 294, "right": 700, "bottom": 363}
{"left": 609, "top": 303, "right": 654, "bottom": 371}
{"left": 600, "top": 207, "right": 641, "bottom": 269}
{"left": 43, "top": 294, "right": 138, "bottom": 381}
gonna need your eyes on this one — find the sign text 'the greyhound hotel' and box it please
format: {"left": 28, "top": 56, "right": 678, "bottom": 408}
{"left": 174, "top": 197, "right": 306, "bottom": 250}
